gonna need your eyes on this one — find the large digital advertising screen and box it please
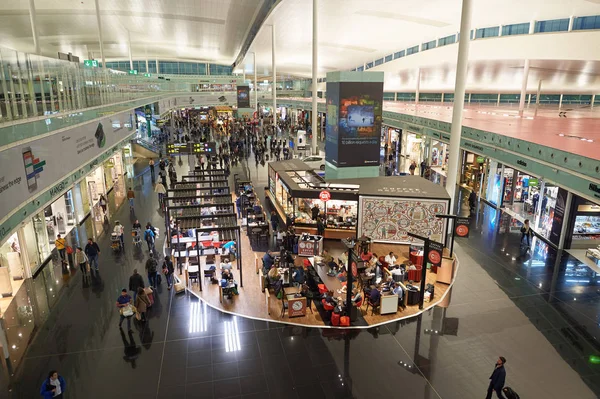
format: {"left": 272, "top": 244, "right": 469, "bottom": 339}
{"left": 336, "top": 82, "right": 383, "bottom": 167}
{"left": 324, "top": 82, "right": 340, "bottom": 166}
{"left": 237, "top": 86, "right": 250, "bottom": 108}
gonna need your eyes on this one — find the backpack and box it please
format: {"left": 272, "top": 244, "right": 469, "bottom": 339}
{"left": 147, "top": 258, "right": 158, "bottom": 274}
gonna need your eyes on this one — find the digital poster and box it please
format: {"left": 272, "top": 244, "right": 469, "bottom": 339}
{"left": 236, "top": 86, "right": 250, "bottom": 108}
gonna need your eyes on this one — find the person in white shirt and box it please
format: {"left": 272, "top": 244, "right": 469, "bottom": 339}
{"left": 113, "top": 221, "right": 124, "bottom": 247}
{"left": 154, "top": 181, "right": 167, "bottom": 206}
{"left": 384, "top": 251, "right": 397, "bottom": 266}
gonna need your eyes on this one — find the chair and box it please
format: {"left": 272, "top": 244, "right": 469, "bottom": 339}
{"left": 331, "top": 312, "right": 340, "bottom": 326}
{"left": 321, "top": 299, "right": 335, "bottom": 320}
{"left": 189, "top": 271, "right": 199, "bottom": 285}
{"left": 318, "top": 284, "right": 328, "bottom": 295}
{"left": 280, "top": 295, "right": 289, "bottom": 318}
{"left": 365, "top": 297, "right": 380, "bottom": 315}
{"left": 259, "top": 233, "right": 269, "bottom": 246}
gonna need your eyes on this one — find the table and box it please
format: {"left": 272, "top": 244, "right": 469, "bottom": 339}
{"left": 380, "top": 294, "right": 399, "bottom": 315}
{"left": 314, "top": 259, "right": 344, "bottom": 294}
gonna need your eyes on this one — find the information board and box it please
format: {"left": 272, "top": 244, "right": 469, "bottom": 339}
{"left": 167, "top": 142, "right": 216, "bottom": 155}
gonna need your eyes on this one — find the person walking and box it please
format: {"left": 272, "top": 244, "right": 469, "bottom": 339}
{"left": 409, "top": 161, "right": 417, "bottom": 175}
{"left": 134, "top": 287, "right": 151, "bottom": 322}
{"left": 116, "top": 289, "right": 134, "bottom": 331}
{"left": 113, "top": 221, "right": 125, "bottom": 247}
{"left": 149, "top": 158, "right": 155, "bottom": 178}
{"left": 520, "top": 219, "right": 534, "bottom": 249}
{"left": 55, "top": 234, "right": 67, "bottom": 264}
{"left": 39, "top": 370, "right": 66, "bottom": 399}
{"left": 420, "top": 160, "right": 427, "bottom": 177}
{"left": 98, "top": 194, "right": 107, "bottom": 214}
{"left": 270, "top": 210, "right": 279, "bottom": 233}
{"left": 74, "top": 247, "right": 88, "bottom": 275}
{"left": 155, "top": 181, "right": 167, "bottom": 208}
{"left": 129, "top": 269, "right": 145, "bottom": 301}
{"left": 485, "top": 356, "right": 507, "bottom": 399}
{"left": 127, "top": 188, "right": 135, "bottom": 211}
{"left": 145, "top": 254, "right": 158, "bottom": 288}
{"left": 84, "top": 238, "right": 100, "bottom": 272}
{"left": 163, "top": 255, "right": 175, "bottom": 289}
{"left": 144, "top": 226, "right": 156, "bottom": 252}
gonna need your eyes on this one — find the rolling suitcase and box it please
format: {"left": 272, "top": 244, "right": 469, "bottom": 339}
{"left": 174, "top": 281, "right": 185, "bottom": 294}
{"left": 502, "top": 387, "right": 520, "bottom": 399}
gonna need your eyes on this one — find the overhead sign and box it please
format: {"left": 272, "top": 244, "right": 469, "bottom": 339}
{"left": 528, "top": 178, "right": 539, "bottom": 187}
{"left": 144, "top": 73, "right": 152, "bottom": 77}
{"left": 0, "top": 112, "right": 134, "bottom": 223}
{"left": 319, "top": 190, "right": 331, "bottom": 201}
{"left": 129, "top": 70, "right": 138, "bottom": 75}
{"left": 83, "top": 59, "right": 98, "bottom": 68}
{"left": 167, "top": 142, "right": 216, "bottom": 155}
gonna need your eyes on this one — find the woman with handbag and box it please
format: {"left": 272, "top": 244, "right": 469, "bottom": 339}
{"left": 116, "top": 289, "right": 134, "bottom": 331}
{"left": 134, "top": 287, "right": 151, "bottom": 322}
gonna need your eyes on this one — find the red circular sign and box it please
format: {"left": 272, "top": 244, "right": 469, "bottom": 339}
{"left": 351, "top": 262, "right": 358, "bottom": 277}
{"left": 455, "top": 225, "right": 469, "bottom": 237}
{"left": 319, "top": 190, "right": 331, "bottom": 201}
{"left": 428, "top": 250, "right": 441, "bottom": 265}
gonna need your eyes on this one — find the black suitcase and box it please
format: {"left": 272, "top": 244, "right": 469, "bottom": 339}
{"left": 502, "top": 387, "right": 520, "bottom": 399}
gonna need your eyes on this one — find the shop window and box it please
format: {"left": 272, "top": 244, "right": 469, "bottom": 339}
{"left": 502, "top": 23, "right": 530, "bottom": 36}
{"left": 32, "top": 210, "right": 51, "bottom": 264}
{"left": 393, "top": 50, "right": 405, "bottom": 59}
{"left": 438, "top": 34, "right": 456, "bottom": 47}
{"left": 535, "top": 19, "right": 569, "bottom": 33}
{"left": 475, "top": 26, "right": 500, "bottom": 39}
{"left": 406, "top": 46, "right": 419, "bottom": 55}
{"left": 573, "top": 15, "right": 600, "bottom": 30}
{"left": 422, "top": 40, "right": 436, "bottom": 51}
{"left": 0, "top": 233, "right": 25, "bottom": 291}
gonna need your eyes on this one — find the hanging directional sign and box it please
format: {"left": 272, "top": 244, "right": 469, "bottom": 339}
{"left": 129, "top": 69, "right": 138, "bottom": 75}
{"left": 144, "top": 73, "right": 152, "bottom": 77}
{"left": 83, "top": 59, "right": 98, "bottom": 68}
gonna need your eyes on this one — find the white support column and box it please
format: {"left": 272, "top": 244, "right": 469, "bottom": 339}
{"left": 272, "top": 23, "right": 277, "bottom": 131}
{"left": 28, "top": 0, "right": 40, "bottom": 55}
{"left": 529, "top": 20, "right": 536, "bottom": 34}
{"left": 559, "top": 94, "right": 563, "bottom": 110}
{"left": 445, "top": 0, "right": 473, "bottom": 213}
{"left": 145, "top": 59, "right": 149, "bottom": 74}
{"left": 415, "top": 68, "right": 421, "bottom": 104}
{"left": 518, "top": 59, "right": 530, "bottom": 116}
{"left": 206, "top": 63, "right": 210, "bottom": 75}
{"left": 497, "top": 93, "right": 501, "bottom": 106}
{"left": 395, "top": 92, "right": 398, "bottom": 101}
{"left": 128, "top": 30, "right": 133, "bottom": 71}
{"left": 568, "top": 15, "right": 575, "bottom": 32}
{"left": 591, "top": 94, "right": 595, "bottom": 109}
{"left": 534, "top": 79, "right": 542, "bottom": 117}
{"left": 311, "top": 0, "right": 318, "bottom": 155}
{"left": 558, "top": 192, "right": 573, "bottom": 249}
{"left": 253, "top": 52, "right": 258, "bottom": 111}
{"left": 440, "top": 92, "right": 444, "bottom": 103}
{"left": 468, "top": 93, "right": 471, "bottom": 103}
{"left": 156, "top": 58, "right": 159, "bottom": 74}
{"left": 94, "top": 0, "right": 106, "bottom": 69}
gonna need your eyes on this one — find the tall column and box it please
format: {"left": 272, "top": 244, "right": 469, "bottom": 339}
{"left": 253, "top": 52, "right": 258, "bottom": 111}
{"left": 591, "top": 94, "right": 595, "bottom": 110}
{"left": 94, "top": 0, "right": 106, "bottom": 69}
{"left": 156, "top": 58, "right": 160, "bottom": 74}
{"left": 497, "top": 93, "right": 501, "bottom": 106}
{"left": 559, "top": 94, "right": 564, "bottom": 110}
{"left": 444, "top": 0, "right": 473, "bottom": 213}
{"left": 28, "top": 0, "right": 40, "bottom": 55}
{"left": 128, "top": 30, "right": 133, "bottom": 71}
{"left": 529, "top": 21, "right": 536, "bottom": 34}
{"left": 568, "top": 15, "right": 574, "bottom": 32}
{"left": 415, "top": 68, "right": 421, "bottom": 104}
{"left": 311, "top": 0, "right": 318, "bottom": 155}
{"left": 557, "top": 192, "right": 573, "bottom": 250}
{"left": 272, "top": 23, "right": 277, "bottom": 131}
{"left": 534, "top": 79, "right": 542, "bottom": 117}
{"left": 518, "top": 59, "right": 530, "bottom": 116}
{"left": 145, "top": 59, "right": 149, "bottom": 73}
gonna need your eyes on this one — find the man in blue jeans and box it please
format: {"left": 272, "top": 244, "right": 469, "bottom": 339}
{"left": 145, "top": 255, "right": 158, "bottom": 288}
{"left": 84, "top": 238, "right": 101, "bottom": 271}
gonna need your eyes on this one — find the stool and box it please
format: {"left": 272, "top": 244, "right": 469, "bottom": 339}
{"left": 340, "top": 316, "right": 350, "bottom": 327}
{"left": 318, "top": 284, "right": 328, "bottom": 295}
{"left": 331, "top": 313, "right": 340, "bottom": 326}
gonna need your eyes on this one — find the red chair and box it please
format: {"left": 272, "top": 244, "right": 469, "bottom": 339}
{"left": 340, "top": 316, "right": 350, "bottom": 327}
{"left": 321, "top": 299, "right": 335, "bottom": 312}
{"left": 355, "top": 298, "right": 364, "bottom": 308}
{"left": 303, "top": 259, "right": 311, "bottom": 267}
{"left": 407, "top": 265, "right": 423, "bottom": 282}
{"left": 331, "top": 313, "right": 340, "bottom": 326}
{"left": 318, "top": 284, "right": 328, "bottom": 295}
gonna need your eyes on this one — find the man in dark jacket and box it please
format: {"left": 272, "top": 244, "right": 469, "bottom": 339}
{"left": 163, "top": 255, "right": 175, "bottom": 290}
{"left": 129, "top": 269, "right": 145, "bottom": 301}
{"left": 486, "top": 356, "right": 507, "bottom": 399}
{"left": 145, "top": 255, "right": 158, "bottom": 288}
{"left": 84, "top": 238, "right": 101, "bottom": 272}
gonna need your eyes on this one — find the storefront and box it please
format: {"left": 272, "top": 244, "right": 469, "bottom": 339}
{"left": 399, "top": 131, "right": 425, "bottom": 174}
{"left": 460, "top": 151, "right": 488, "bottom": 195}
{"left": 566, "top": 196, "right": 600, "bottom": 249}
{"left": 267, "top": 160, "right": 359, "bottom": 239}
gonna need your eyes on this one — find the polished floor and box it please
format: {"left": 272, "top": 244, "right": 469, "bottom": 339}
{"left": 0, "top": 144, "right": 598, "bottom": 398}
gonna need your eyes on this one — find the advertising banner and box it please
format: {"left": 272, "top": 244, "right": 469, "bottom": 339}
{"left": 236, "top": 86, "right": 250, "bottom": 108}
{"left": 427, "top": 240, "right": 444, "bottom": 268}
{"left": 455, "top": 217, "right": 470, "bottom": 238}
{"left": 325, "top": 82, "right": 340, "bottom": 166}
{"left": 0, "top": 112, "right": 134, "bottom": 222}
{"left": 549, "top": 187, "right": 568, "bottom": 246}
{"left": 336, "top": 82, "right": 383, "bottom": 167}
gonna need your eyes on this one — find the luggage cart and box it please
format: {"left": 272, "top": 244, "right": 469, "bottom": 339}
{"left": 132, "top": 228, "right": 142, "bottom": 246}
{"left": 111, "top": 233, "right": 122, "bottom": 251}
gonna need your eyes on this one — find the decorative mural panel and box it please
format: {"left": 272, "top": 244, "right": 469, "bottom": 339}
{"left": 358, "top": 196, "right": 448, "bottom": 244}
